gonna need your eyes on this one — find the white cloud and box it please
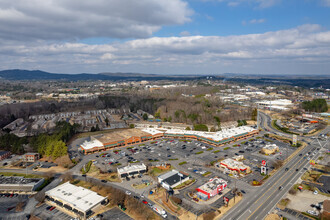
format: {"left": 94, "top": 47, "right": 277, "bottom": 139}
{"left": 0, "top": 24, "right": 329, "bottom": 75}
{"left": 321, "top": 0, "right": 330, "bottom": 6}
{"left": 210, "top": 0, "right": 281, "bottom": 8}
{"left": 180, "top": 31, "right": 191, "bottom": 36}
{"left": 249, "top": 18, "right": 266, "bottom": 24}
{"left": 0, "top": 0, "right": 193, "bottom": 41}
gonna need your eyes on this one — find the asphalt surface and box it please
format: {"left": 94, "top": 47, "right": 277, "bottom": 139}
{"left": 221, "top": 112, "right": 329, "bottom": 220}
{"left": 0, "top": 111, "right": 327, "bottom": 220}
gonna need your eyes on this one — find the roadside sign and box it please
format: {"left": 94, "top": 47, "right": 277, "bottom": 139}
{"left": 310, "top": 160, "right": 315, "bottom": 165}
{"left": 223, "top": 197, "right": 229, "bottom": 202}
{"left": 262, "top": 160, "right": 266, "bottom": 166}
{"left": 293, "top": 135, "right": 297, "bottom": 145}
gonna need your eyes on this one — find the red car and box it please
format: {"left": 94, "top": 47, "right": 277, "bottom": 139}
{"left": 49, "top": 207, "right": 55, "bottom": 211}
{"left": 7, "top": 206, "right": 15, "bottom": 211}
{"left": 142, "top": 200, "right": 148, "bottom": 205}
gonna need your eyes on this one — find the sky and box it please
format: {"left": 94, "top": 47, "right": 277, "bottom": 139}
{"left": 0, "top": 0, "right": 330, "bottom": 75}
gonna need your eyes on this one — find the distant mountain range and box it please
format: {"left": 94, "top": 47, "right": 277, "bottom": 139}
{"left": 0, "top": 69, "right": 204, "bottom": 81}
{"left": 0, "top": 69, "right": 329, "bottom": 88}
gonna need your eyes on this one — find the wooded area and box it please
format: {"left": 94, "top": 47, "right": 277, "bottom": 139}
{"left": 302, "top": 99, "right": 328, "bottom": 112}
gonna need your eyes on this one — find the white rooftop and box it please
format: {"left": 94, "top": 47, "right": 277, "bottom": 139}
{"left": 45, "top": 182, "right": 106, "bottom": 212}
{"left": 80, "top": 139, "right": 103, "bottom": 150}
{"left": 158, "top": 170, "right": 180, "bottom": 180}
{"left": 263, "top": 144, "right": 279, "bottom": 150}
{"left": 117, "top": 163, "right": 146, "bottom": 174}
{"left": 198, "top": 178, "right": 227, "bottom": 193}
{"left": 256, "top": 99, "right": 292, "bottom": 106}
{"left": 141, "top": 126, "right": 256, "bottom": 142}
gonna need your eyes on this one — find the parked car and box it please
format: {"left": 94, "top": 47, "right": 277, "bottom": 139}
{"left": 126, "top": 191, "right": 131, "bottom": 195}
{"left": 307, "top": 210, "right": 317, "bottom": 215}
{"left": 49, "top": 207, "right": 55, "bottom": 211}
{"left": 142, "top": 200, "right": 148, "bottom": 204}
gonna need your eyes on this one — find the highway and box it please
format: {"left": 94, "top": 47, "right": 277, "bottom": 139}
{"left": 221, "top": 112, "right": 329, "bottom": 220}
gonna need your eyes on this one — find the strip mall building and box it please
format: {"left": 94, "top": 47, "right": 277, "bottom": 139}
{"left": 80, "top": 126, "right": 258, "bottom": 154}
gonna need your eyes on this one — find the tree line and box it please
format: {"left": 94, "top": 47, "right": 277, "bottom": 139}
{"left": 0, "top": 121, "right": 78, "bottom": 158}
{"left": 302, "top": 99, "right": 328, "bottom": 113}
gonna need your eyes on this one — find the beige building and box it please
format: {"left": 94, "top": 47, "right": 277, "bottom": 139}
{"left": 261, "top": 144, "right": 279, "bottom": 155}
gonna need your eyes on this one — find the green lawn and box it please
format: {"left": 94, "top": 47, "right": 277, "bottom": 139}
{"left": 195, "top": 151, "right": 204, "bottom": 155}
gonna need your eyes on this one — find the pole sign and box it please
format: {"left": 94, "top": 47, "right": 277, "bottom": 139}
{"left": 293, "top": 135, "right": 297, "bottom": 146}
{"left": 261, "top": 160, "right": 266, "bottom": 166}
{"left": 223, "top": 197, "right": 229, "bottom": 203}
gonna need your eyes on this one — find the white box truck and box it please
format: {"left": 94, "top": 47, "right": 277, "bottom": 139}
{"left": 153, "top": 205, "right": 167, "bottom": 218}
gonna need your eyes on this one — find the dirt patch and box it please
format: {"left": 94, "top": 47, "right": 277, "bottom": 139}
{"left": 285, "top": 190, "right": 329, "bottom": 212}
{"left": 35, "top": 166, "right": 67, "bottom": 173}
{"left": 265, "top": 213, "right": 281, "bottom": 220}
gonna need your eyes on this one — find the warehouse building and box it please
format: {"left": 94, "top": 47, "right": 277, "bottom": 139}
{"left": 196, "top": 178, "right": 227, "bottom": 200}
{"left": 0, "top": 176, "right": 44, "bottom": 192}
{"left": 117, "top": 163, "right": 147, "bottom": 179}
{"left": 158, "top": 170, "right": 190, "bottom": 190}
{"left": 80, "top": 126, "right": 258, "bottom": 154}
{"left": 45, "top": 182, "right": 107, "bottom": 219}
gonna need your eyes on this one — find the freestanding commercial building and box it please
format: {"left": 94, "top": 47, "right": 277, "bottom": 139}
{"left": 158, "top": 170, "right": 190, "bottom": 190}
{"left": 117, "top": 163, "right": 147, "bottom": 179}
{"left": 196, "top": 178, "right": 227, "bottom": 200}
{"left": 45, "top": 182, "right": 107, "bottom": 219}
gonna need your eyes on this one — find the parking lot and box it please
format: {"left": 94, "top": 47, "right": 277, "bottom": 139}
{"left": 0, "top": 194, "right": 29, "bottom": 213}
{"left": 34, "top": 203, "right": 73, "bottom": 220}
{"left": 71, "top": 133, "right": 298, "bottom": 216}
{"left": 86, "top": 134, "right": 294, "bottom": 184}
{"left": 101, "top": 207, "right": 133, "bottom": 220}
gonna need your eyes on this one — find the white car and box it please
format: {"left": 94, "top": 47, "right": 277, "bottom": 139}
{"left": 307, "top": 210, "right": 317, "bottom": 215}
{"left": 126, "top": 191, "right": 131, "bottom": 195}
{"left": 313, "top": 190, "right": 318, "bottom": 195}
